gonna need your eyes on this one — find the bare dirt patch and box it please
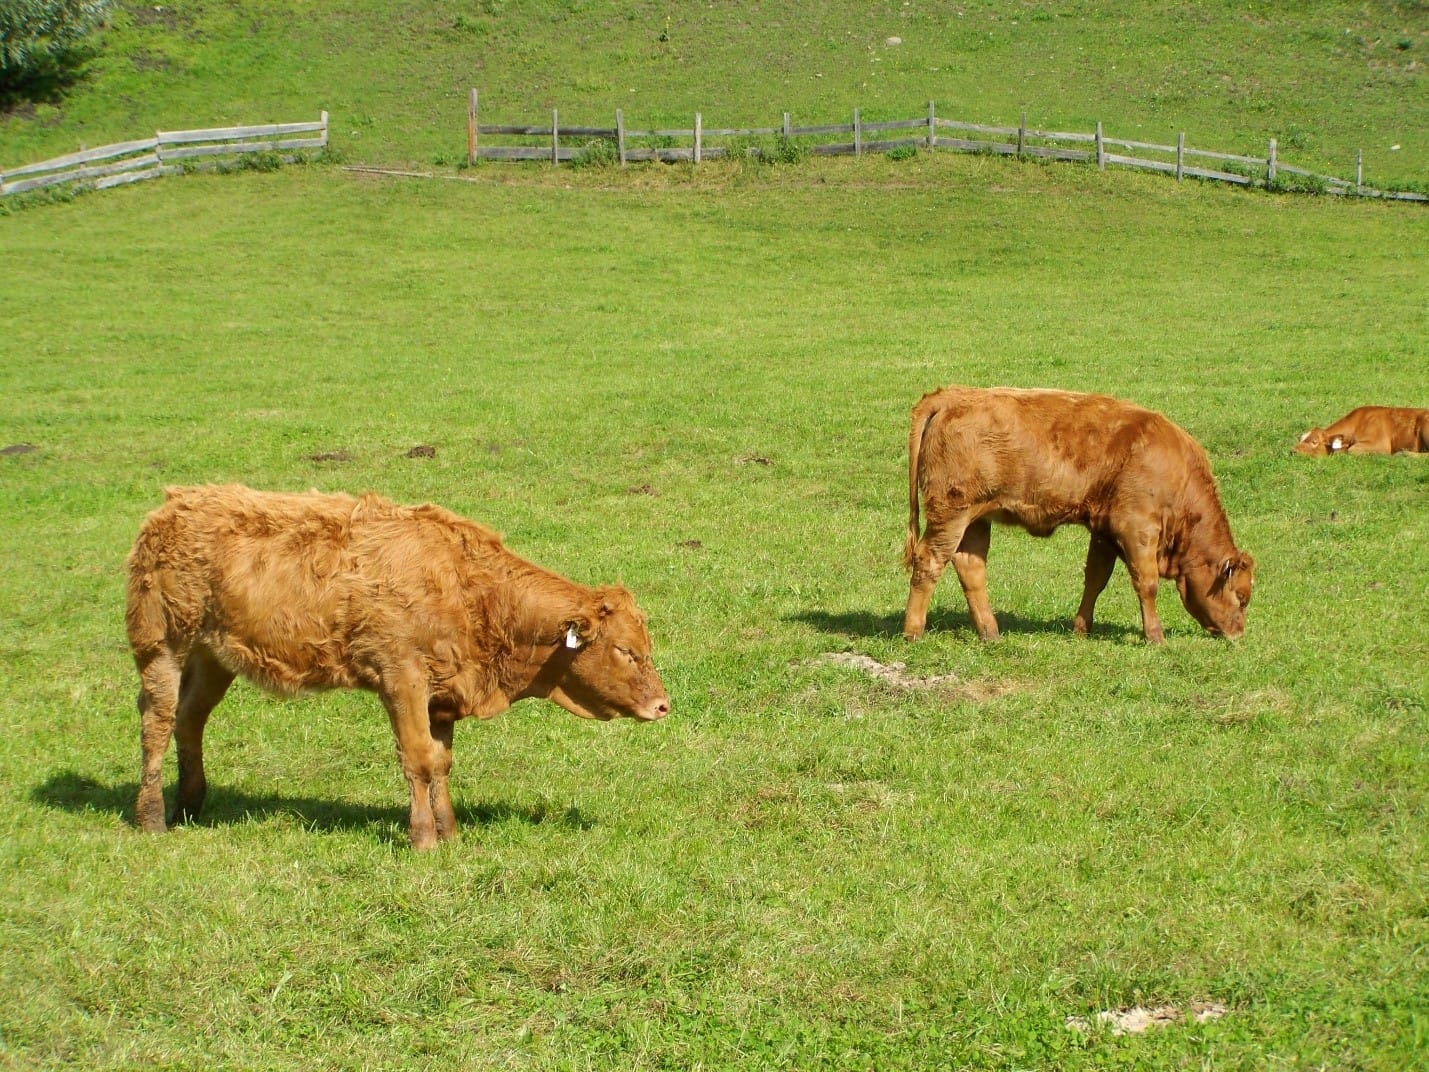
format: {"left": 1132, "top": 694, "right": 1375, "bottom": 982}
{"left": 1, "top": 443, "right": 39, "bottom": 456}
{"left": 1066, "top": 1002, "right": 1227, "bottom": 1036}
{"left": 405, "top": 444, "right": 437, "bottom": 459}
{"left": 307, "top": 449, "right": 350, "bottom": 462}
{"left": 816, "top": 652, "right": 1016, "bottom": 701}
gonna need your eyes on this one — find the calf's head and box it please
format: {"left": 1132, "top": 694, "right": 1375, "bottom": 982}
{"left": 545, "top": 586, "right": 670, "bottom": 723}
{"left": 1177, "top": 551, "right": 1255, "bottom": 639}
{"left": 1295, "top": 428, "right": 1329, "bottom": 456}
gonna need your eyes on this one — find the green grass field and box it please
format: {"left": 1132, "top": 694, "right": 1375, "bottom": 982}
{"left": 2, "top": 2, "right": 1428, "bottom": 1069}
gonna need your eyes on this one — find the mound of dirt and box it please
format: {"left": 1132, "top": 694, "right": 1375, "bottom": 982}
{"left": 815, "top": 652, "right": 1016, "bottom": 702}
{"left": 1066, "top": 1002, "right": 1227, "bottom": 1036}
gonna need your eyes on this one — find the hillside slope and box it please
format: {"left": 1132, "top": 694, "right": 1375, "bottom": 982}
{"left": 2, "top": 0, "right": 1425, "bottom": 186}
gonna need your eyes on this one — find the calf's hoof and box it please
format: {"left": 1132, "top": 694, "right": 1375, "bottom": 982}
{"left": 167, "top": 804, "right": 202, "bottom": 827}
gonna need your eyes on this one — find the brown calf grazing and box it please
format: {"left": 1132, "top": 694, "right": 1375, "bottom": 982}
{"left": 903, "top": 387, "right": 1254, "bottom": 644}
{"left": 1295, "top": 406, "right": 1429, "bottom": 456}
{"left": 126, "top": 485, "right": 670, "bottom": 849}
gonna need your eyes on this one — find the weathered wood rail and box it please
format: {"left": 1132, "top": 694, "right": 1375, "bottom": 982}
{"left": 1, "top": 113, "right": 329, "bottom": 197}
{"left": 467, "top": 93, "right": 1424, "bottom": 203}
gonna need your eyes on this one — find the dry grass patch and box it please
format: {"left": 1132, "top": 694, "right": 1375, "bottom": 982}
{"left": 816, "top": 651, "right": 1019, "bottom": 704}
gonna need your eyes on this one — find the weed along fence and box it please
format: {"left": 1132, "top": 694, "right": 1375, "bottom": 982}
{"left": 467, "top": 92, "right": 1425, "bottom": 202}
{"left": 0, "top": 113, "right": 328, "bottom": 198}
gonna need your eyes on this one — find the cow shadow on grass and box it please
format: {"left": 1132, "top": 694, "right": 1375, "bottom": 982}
{"left": 791, "top": 607, "right": 1140, "bottom": 642}
{"left": 32, "top": 770, "right": 592, "bottom": 844}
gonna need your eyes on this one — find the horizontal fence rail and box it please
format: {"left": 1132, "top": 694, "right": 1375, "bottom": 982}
{"left": 467, "top": 92, "right": 1424, "bottom": 203}
{"left": 1, "top": 113, "right": 328, "bottom": 197}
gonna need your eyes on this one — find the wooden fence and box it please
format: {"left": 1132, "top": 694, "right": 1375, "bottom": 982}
{"left": 467, "top": 93, "right": 1424, "bottom": 203}
{"left": 0, "top": 112, "right": 328, "bottom": 197}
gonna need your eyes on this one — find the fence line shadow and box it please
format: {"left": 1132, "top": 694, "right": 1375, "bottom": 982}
{"left": 32, "top": 770, "right": 592, "bottom": 843}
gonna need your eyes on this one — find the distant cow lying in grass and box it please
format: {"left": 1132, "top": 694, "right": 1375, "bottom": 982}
{"left": 1295, "top": 406, "right": 1429, "bottom": 456}
{"left": 126, "top": 485, "right": 670, "bottom": 849}
{"left": 903, "top": 386, "right": 1255, "bottom": 644}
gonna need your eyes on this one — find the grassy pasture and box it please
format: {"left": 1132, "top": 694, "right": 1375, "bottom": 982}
{"left": 1, "top": 156, "right": 1426, "bottom": 1068}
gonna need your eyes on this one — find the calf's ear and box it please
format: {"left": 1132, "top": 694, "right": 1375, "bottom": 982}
{"left": 562, "top": 607, "right": 601, "bottom": 648}
{"left": 1220, "top": 552, "right": 1254, "bottom": 579}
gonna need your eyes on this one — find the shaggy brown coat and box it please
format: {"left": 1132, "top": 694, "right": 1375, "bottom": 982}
{"left": 126, "top": 485, "right": 669, "bottom": 849}
{"left": 902, "top": 387, "right": 1255, "bottom": 644}
{"left": 1295, "top": 406, "right": 1429, "bottom": 456}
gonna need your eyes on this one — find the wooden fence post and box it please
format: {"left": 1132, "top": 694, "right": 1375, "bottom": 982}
{"left": 694, "top": 112, "right": 702, "bottom": 164}
{"left": 927, "top": 101, "right": 936, "bottom": 150}
{"left": 616, "top": 108, "right": 626, "bottom": 165}
{"left": 1095, "top": 121, "right": 1105, "bottom": 169}
{"left": 783, "top": 112, "right": 791, "bottom": 138}
{"left": 1176, "top": 132, "right": 1184, "bottom": 181}
{"left": 1017, "top": 110, "right": 1026, "bottom": 157}
{"left": 551, "top": 109, "right": 559, "bottom": 165}
{"left": 854, "top": 108, "right": 862, "bottom": 157}
{"left": 1267, "top": 138, "right": 1277, "bottom": 185}
{"left": 1356, "top": 149, "right": 1363, "bottom": 194}
{"left": 467, "top": 90, "right": 478, "bottom": 165}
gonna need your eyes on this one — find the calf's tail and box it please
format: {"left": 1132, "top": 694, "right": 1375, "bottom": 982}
{"left": 124, "top": 524, "right": 171, "bottom": 663}
{"left": 904, "top": 395, "right": 941, "bottom": 571}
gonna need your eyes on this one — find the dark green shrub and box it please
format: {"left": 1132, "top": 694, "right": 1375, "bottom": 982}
{"left": 0, "top": 0, "right": 112, "bottom": 102}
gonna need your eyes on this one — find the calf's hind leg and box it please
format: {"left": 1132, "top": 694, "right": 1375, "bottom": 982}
{"left": 950, "top": 519, "right": 999, "bottom": 641}
{"left": 1073, "top": 534, "right": 1118, "bottom": 636}
{"left": 136, "top": 652, "right": 182, "bottom": 832}
{"left": 170, "top": 647, "right": 235, "bottom": 825}
{"left": 904, "top": 510, "right": 973, "bottom": 640}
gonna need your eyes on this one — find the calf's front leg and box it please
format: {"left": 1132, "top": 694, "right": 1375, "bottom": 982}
{"left": 381, "top": 671, "right": 442, "bottom": 850}
{"left": 1121, "top": 541, "right": 1166, "bottom": 644}
{"left": 429, "top": 717, "right": 458, "bottom": 842}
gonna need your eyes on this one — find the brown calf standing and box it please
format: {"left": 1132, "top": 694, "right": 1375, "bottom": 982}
{"left": 1295, "top": 406, "right": 1429, "bottom": 456}
{"left": 903, "top": 386, "right": 1254, "bottom": 644}
{"left": 126, "top": 485, "right": 670, "bottom": 849}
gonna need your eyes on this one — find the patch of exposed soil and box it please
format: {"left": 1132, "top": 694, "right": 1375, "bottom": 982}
{"left": 816, "top": 652, "right": 1015, "bottom": 701}
{"left": 627, "top": 483, "right": 657, "bottom": 496}
{"left": 737, "top": 454, "right": 773, "bottom": 466}
{"left": 1, "top": 443, "right": 39, "bottom": 456}
{"left": 1066, "top": 1002, "right": 1227, "bottom": 1036}
{"left": 308, "top": 449, "right": 350, "bottom": 462}
{"left": 405, "top": 444, "right": 436, "bottom": 459}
